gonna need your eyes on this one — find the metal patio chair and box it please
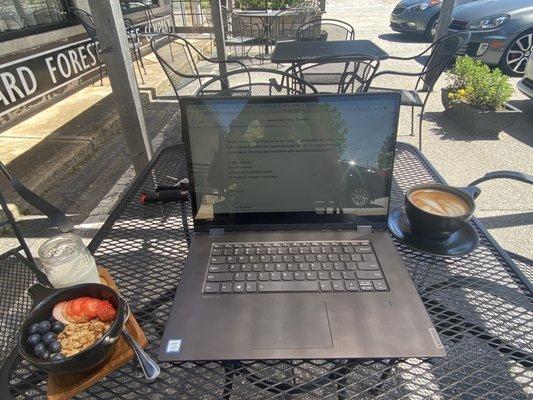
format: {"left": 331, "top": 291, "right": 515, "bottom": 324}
{"left": 69, "top": 8, "right": 105, "bottom": 86}
{"left": 124, "top": 17, "right": 147, "bottom": 84}
{"left": 254, "top": 7, "right": 319, "bottom": 64}
{"left": 287, "top": 55, "right": 380, "bottom": 93}
{"left": 150, "top": 34, "right": 248, "bottom": 99}
{"left": 227, "top": 11, "right": 264, "bottom": 61}
{"left": 70, "top": 8, "right": 147, "bottom": 86}
{"left": 123, "top": 1, "right": 173, "bottom": 37}
{"left": 271, "top": 5, "right": 320, "bottom": 44}
{"left": 297, "top": 18, "right": 355, "bottom": 42}
{"left": 367, "top": 31, "right": 472, "bottom": 150}
{"left": 193, "top": 67, "right": 318, "bottom": 97}
{"left": 0, "top": 161, "right": 72, "bottom": 364}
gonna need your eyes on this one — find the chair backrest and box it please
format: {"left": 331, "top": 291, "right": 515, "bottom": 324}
{"left": 124, "top": 1, "right": 171, "bottom": 35}
{"left": 150, "top": 34, "right": 206, "bottom": 98}
{"left": 194, "top": 68, "right": 318, "bottom": 97}
{"left": 297, "top": 18, "right": 355, "bottom": 42}
{"left": 204, "top": 5, "right": 224, "bottom": 31}
{"left": 271, "top": 6, "right": 319, "bottom": 41}
{"left": 230, "top": 11, "right": 263, "bottom": 39}
{"left": 290, "top": 55, "right": 380, "bottom": 93}
{"left": 126, "top": 1, "right": 152, "bottom": 20}
{"left": 70, "top": 8, "right": 97, "bottom": 41}
{"left": 419, "top": 31, "right": 472, "bottom": 91}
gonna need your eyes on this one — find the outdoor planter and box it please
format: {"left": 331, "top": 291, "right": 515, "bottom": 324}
{"left": 441, "top": 88, "right": 522, "bottom": 138}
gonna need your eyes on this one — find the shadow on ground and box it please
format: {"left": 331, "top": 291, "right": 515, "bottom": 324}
{"left": 425, "top": 109, "right": 533, "bottom": 145}
{"left": 379, "top": 33, "right": 428, "bottom": 44}
{"left": 478, "top": 211, "right": 533, "bottom": 230}
{"left": 1, "top": 95, "right": 181, "bottom": 246}
{"left": 505, "top": 99, "right": 533, "bottom": 147}
{"left": 424, "top": 111, "right": 479, "bottom": 142}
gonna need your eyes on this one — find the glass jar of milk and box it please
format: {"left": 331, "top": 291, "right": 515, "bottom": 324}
{"left": 38, "top": 233, "right": 100, "bottom": 288}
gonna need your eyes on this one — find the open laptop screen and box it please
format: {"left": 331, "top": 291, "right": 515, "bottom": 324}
{"left": 182, "top": 94, "right": 400, "bottom": 230}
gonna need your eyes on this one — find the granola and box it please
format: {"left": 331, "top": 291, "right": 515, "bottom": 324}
{"left": 57, "top": 319, "right": 112, "bottom": 357}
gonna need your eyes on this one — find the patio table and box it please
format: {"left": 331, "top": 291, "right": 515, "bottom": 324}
{"left": 233, "top": 9, "right": 298, "bottom": 55}
{"left": 271, "top": 39, "right": 389, "bottom": 63}
{"left": 1, "top": 142, "right": 532, "bottom": 399}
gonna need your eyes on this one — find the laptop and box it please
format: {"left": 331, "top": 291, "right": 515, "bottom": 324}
{"left": 159, "top": 93, "right": 446, "bottom": 361}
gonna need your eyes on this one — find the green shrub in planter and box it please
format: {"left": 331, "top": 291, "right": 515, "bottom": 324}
{"left": 442, "top": 56, "right": 520, "bottom": 137}
{"left": 235, "top": 0, "right": 311, "bottom": 10}
{"left": 446, "top": 56, "right": 513, "bottom": 111}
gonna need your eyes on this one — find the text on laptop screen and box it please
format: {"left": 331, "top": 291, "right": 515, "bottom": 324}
{"left": 185, "top": 96, "right": 398, "bottom": 224}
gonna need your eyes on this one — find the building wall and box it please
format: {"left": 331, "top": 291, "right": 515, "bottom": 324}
{"left": 0, "top": 0, "right": 172, "bottom": 127}
{"left": 0, "top": 0, "right": 172, "bottom": 59}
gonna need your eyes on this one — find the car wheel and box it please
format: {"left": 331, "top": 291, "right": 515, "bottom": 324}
{"left": 349, "top": 188, "right": 371, "bottom": 208}
{"left": 425, "top": 15, "right": 439, "bottom": 42}
{"left": 500, "top": 29, "right": 533, "bottom": 76}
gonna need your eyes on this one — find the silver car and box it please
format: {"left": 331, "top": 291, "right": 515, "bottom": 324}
{"left": 390, "top": 0, "right": 478, "bottom": 41}
{"left": 517, "top": 53, "right": 533, "bottom": 98}
{"left": 451, "top": 0, "right": 533, "bottom": 75}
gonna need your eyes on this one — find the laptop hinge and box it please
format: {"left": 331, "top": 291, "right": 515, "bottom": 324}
{"left": 208, "top": 228, "right": 225, "bottom": 236}
{"left": 356, "top": 225, "right": 373, "bottom": 234}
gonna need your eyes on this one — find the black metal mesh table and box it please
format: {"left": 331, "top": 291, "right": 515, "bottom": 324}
{"left": 2, "top": 143, "right": 532, "bottom": 399}
{"left": 271, "top": 40, "right": 389, "bottom": 63}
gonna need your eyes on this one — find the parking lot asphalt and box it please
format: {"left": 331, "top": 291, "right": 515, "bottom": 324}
{"left": 325, "top": 0, "right": 532, "bottom": 257}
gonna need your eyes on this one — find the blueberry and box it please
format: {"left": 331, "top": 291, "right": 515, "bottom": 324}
{"left": 49, "top": 316, "right": 56, "bottom": 323}
{"left": 34, "top": 342, "right": 46, "bottom": 356}
{"left": 42, "top": 331, "right": 57, "bottom": 345}
{"left": 27, "top": 334, "right": 41, "bottom": 346}
{"left": 40, "top": 350, "right": 50, "bottom": 360}
{"left": 50, "top": 353, "right": 65, "bottom": 361}
{"left": 51, "top": 321, "right": 65, "bottom": 334}
{"left": 28, "top": 323, "right": 39, "bottom": 335}
{"left": 37, "top": 320, "right": 51, "bottom": 334}
{"left": 48, "top": 340, "right": 62, "bottom": 353}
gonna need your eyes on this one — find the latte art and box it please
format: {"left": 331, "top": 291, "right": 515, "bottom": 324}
{"left": 409, "top": 189, "right": 470, "bottom": 217}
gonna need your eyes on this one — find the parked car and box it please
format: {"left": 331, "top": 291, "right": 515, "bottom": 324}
{"left": 450, "top": 0, "right": 533, "bottom": 76}
{"left": 390, "top": 0, "right": 478, "bottom": 41}
{"left": 517, "top": 53, "right": 533, "bottom": 98}
{"left": 340, "top": 162, "right": 389, "bottom": 208}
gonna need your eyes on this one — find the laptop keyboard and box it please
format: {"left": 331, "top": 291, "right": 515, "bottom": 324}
{"left": 203, "top": 241, "right": 389, "bottom": 294}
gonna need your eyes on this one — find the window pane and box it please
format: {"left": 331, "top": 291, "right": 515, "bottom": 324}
{"left": 0, "top": 0, "right": 69, "bottom": 33}
{"left": 121, "top": 1, "right": 159, "bottom": 14}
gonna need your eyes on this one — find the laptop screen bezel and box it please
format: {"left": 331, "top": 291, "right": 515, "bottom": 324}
{"left": 180, "top": 93, "right": 401, "bottom": 232}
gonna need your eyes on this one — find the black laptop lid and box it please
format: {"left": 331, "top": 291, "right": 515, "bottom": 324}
{"left": 181, "top": 93, "right": 401, "bottom": 232}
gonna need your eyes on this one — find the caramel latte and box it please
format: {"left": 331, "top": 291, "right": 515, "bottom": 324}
{"left": 409, "top": 189, "right": 470, "bottom": 217}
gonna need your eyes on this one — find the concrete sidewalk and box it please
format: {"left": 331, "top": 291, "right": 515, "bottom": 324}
{"left": 0, "top": 38, "right": 209, "bottom": 223}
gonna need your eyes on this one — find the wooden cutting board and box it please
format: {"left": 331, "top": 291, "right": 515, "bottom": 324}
{"left": 47, "top": 268, "right": 148, "bottom": 400}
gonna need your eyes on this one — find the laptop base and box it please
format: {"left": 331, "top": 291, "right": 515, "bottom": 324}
{"left": 159, "top": 229, "right": 445, "bottom": 361}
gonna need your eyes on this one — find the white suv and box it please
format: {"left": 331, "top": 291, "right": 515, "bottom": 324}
{"left": 517, "top": 53, "right": 533, "bottom": 99}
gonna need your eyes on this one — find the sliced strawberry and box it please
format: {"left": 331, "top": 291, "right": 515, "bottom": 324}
{"left": 81, "top": 298, "right": 101, "bottom": 319}
{"left": 97, "top": 300, "right": 117, "bottom": 322}
{"left": 65, "top": 297, "right": 92, "bottom": 323}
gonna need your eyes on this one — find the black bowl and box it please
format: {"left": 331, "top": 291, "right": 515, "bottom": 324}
{"left": 405, "top": 184, "right": 478, "bottom": 240}
{"left": 18, "top": 283, "right": 126, "bottom": 374}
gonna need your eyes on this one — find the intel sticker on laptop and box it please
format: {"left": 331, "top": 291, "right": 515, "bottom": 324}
{"left": 166, "top": 339, "right": 182, "bottom": 353}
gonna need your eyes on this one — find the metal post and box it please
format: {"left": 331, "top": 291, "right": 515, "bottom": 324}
{"left": 433, "top": 0, "right": 455, "bottom": 42}
{"left": 210, "top": 0, "right": 227, "bottom": 79}
{"left": 88, "top": 0, "right": 153, "bottom": 175}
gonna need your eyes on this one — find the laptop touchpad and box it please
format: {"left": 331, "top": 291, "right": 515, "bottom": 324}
{"left": 252, "top": 302, "right": 333, "bottom": 349}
